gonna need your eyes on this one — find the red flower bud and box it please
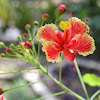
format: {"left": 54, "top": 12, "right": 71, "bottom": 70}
{"left": 6, "top": 48, "right": 12, "bottom": 54}
{"left": 57, "top": 4, "right": 66, "bottom": 14}
{"left": 25, "top": 24, "right": 31, "bottom": 30}
{"left": 22, "top": 33, "right": 27, "bottom": 38}
{"left": 0, "top": 88, "right": 3, "bottom": 95}
{"left": 42, "top": 14, "right": 48, "bottom": 20}
{"left": 0, "top": 53, "right": 5, "bottom": 57}
{"left": 33, "top": 20, "right": 39, "bottom": 26}
{"left": 24, "top": 41, "right": 32, "bottom": 49}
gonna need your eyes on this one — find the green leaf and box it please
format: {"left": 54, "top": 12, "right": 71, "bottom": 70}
{"left": 83, "top": 73, "right": 100, "bottom": 87}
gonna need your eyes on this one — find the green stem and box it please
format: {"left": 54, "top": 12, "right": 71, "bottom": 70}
{"left": 3, "top": 79, "right": 51, "bottom": 93}
{"left": 74, "top": 58, "right": 89, "bottom": 100}
{"left": 29, "top": 49, "right": 35, "bottom": 58}
{"left": 90, "top": 89, "right": 100, "bottom": 100}
{"left": 41, "top": 19, "right": 44, "bottom": 26}
{"left": 0, "top": 57, "right": 28, "bottom": 62}
{"left": 0, "top": 68, "right": 40, "bottom": 75}
{"left": 35, "top": 63, "right": 86, "bottom": 100}
{"left": 59, "top": 52, "right": 63, "bottom": 83}
{"left": 31, "top": 25, "right": 38, "bottom": 59}
{"left": 36, "top": 91, "right": 66, "bottom": 100}
{"left": 27, "top": 29, "right": 31, "bottom": 39}
{"left": 3, "top": 45, "right": 8, "bottom": 49}
{"left": 32, "top": 25, "right": 36, "bottom": 39}
{"left": 11, "top": 50, "right": 25, "bottom": 59}
{"left": 31, "top": 41, "right": 37, "bottom": 60}
{"left": 55, "top": 14, "right": 60, "bottom": 24}
{"left": 38, "top": 19, "right": 44, "bottom": 62}
{"left": 38, "top": 42, "right": 40, "bottom": 62}
{"left": 47, "top": 61, "right": 49, "bottom": 73}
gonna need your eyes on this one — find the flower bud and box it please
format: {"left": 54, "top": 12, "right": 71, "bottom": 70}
{"left": 18, "top": 35, "right": 22, "bottom": 41}
{"left": 42, "top": 14, "right": 48, "bottom": 20}
{"left": 0, "top": 53, "right": 5, "bottom": 57}
{"left": 10, "top": 44, "right": 15, "bottom": 48}
{"left": 17, "top": 47, "right": 22, "bottom": 52}
{"left": 25, "top": 24, "right": 31, "bottom": 30}
{"left": 0, "top": 42, "right": 4, "bottom": 48}
{"left": 33, "top": 20, "right": 39, "bottom": 26}
{"left": 6, "top": 48, "right": 12, "bottom": 54}
{"left": 24, "top": 41, "right": 32, "bottom": 49}
{"left": 22, "top": 33, "right": 27, "bottom": 38}
{"left": 0, "top": 88, "right": 3, "bottom": 95}
{"left": 57, "top": 4, "right": 66, "bottom": 14}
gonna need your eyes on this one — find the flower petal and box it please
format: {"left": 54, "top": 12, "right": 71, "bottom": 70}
{"left": 37, "top": 24, "right": 58, "bottom": 41}
{"left": 73, "top": 34, "right": 95, "bottom": 56}
{"left": 63, "top": 49, "right": 75, "bottom": 62}
{"left": 59, "top": 21, "right": 71, "bottom": 30}
{"left": 42, "top": 41, "right": 61, "bottom": 63}
{"left": 64, "top": 29, "right": 71, "bottom": 44}
{"left": 53, "top": 31, "right": 64, "bottom": 46}
{"left": 69, "top": 17, "right": 90, "bottom": 38}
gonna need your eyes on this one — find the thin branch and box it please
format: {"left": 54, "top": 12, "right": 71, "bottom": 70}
{"left": 36, "top": 91, "right": 66, "bottom": 100}
{"left": 90, "top": 89, "right": 100, "bottom": 100}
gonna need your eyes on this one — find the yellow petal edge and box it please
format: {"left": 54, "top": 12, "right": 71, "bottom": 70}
{"left": 37, "top": 23, "right": 58, "bottom": 41}
{"left": 42, "top": 41, "right": 61, "bottom": 63}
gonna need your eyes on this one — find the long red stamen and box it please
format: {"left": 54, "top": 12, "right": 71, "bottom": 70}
{"left": 70, "top": 9, "right": 72, "bottom": 26}
{"left": 70, "top": 9, "right": 73, "bottom": 38}
{"left": 85, "top": 19, "right": 88, "bottom": 25}
{"left": 83, "top": 19, "right": 88, "bottom": 32}
{"left": 89, "top": 30, "right": 94, "bottom": 35}
{"left": 70, "top": 9, "right": 72, "bottom": 18}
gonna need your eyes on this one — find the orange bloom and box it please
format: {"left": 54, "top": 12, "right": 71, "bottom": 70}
{"left": 37, "top": 11, "right": 95, "bottom": 63}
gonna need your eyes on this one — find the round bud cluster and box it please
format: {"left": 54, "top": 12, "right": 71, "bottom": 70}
{"left": 25, "top": 24, "right": 31, "bottom": 30}
{"left": 22, "top": 33, "right": 27, "bottom": 38}
{"left": 42, "top": 14, "right": 48, "bottom": 20}
{"left": 6, "top": 48, "right": 12, "bottom": 54}
{"left": 33, "top": 20, "right": 39, "bottom": 26}
{"left": 57, "top": 4, "right": 66, "bottom": 14}
{"left": 24, "top": 41, "right": 32, "bottom": 49}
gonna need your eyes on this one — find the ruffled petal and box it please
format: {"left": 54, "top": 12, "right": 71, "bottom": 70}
{"left": 73, "top": 34, "right": 95, "bottom": 56}
{"left": 42, "top": 41, "right": 62, "bottom": 63}
{"left": 69, "top": 17, "right": 90, "bottom": 38}
{"left": 59, "top": 21, "right": 71, "bottom": 30}
{"left": 37, "top": 24, "right": 58, "bottom": 41}
{"left": 63, "top": 49, "right": 75, "bottom": 62}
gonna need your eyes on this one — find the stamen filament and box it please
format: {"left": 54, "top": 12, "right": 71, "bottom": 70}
{"left": 89, "top": 30, "right": 94, "bottom": 35}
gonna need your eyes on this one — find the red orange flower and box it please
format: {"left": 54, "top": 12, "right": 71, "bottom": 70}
{"left": 37, "top": 12, "right": 95, "bottom": 63}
